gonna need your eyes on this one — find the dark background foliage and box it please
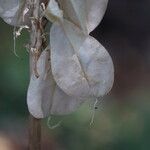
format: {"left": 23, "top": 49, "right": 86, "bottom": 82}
{"left": 0, "top": 0, "right": 150, "bottom": 149}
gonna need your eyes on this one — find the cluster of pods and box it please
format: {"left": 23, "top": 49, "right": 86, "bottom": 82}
{"left": 0, "top": 0, "right": 114, "bottom": 118}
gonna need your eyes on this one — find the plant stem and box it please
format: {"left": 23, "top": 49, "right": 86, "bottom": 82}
{"left": 28, "top": 0, "right": 42, "bottom": 149}
{"left": 29, "top": 116, "right": 41, "bottom": 150}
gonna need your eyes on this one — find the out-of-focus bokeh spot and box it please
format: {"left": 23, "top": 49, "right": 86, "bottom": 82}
{"left": 0, "top": 135, "right": 13, "bottom": 150}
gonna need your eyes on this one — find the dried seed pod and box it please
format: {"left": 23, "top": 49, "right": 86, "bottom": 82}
{"left": 0, "top": 0, "right": 29, "bottom": 26}
{"left": 45, "top": 0, "right": 63, "bottom": 23}
{"left": 27, "top": 50, "right": 86, "bottom": 118}
{"left": 50, "top": 20, "right": 114, "bottom": 98}
{"left": 57, "top": 0, "right": 108, "bottom": 33}
{"left": 0, "top": 0, "right": 48, "bottom": 26}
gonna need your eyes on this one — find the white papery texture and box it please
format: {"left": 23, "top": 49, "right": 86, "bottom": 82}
{"left": 57, "top": 0, "right": 108, "bottom": 33}
{"left": 50, "top": 20, "right": 114, "bottom": 98}
{"left": 0, "top": 0, "right": 49, "bottom": 26}
{"left": 0, "top": 0, "right": 31, "bottom": 26}
{"left": 45, "top": 0, "right": 63, "bottom": 22}
{"left": 27, "top": 50, "right": 85, "bottom": 118}
{"left": 0, "top": 0, "right": 19, "bottom": 25}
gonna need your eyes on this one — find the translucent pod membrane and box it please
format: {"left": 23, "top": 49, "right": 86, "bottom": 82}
{"left": 50, "top": 20, "right": 114, "bottom": 99}
{"left": 27, "top": 50, "right": 86, "bottom": 118}
{"left": 0, "top": 0, "right": 47, "bottom": 27}
{"left": 57, "top": 0, "right": 108, "bottom": 34}
{"left": 0, "top": 0, "right": 20, "bottom": 26}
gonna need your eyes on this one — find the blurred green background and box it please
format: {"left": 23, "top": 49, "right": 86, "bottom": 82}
{"left": 0, "top": 0, "right": 150, "bottom": 150}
